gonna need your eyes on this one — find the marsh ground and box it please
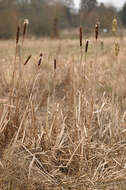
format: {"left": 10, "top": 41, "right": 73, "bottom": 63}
{"left": 0, "top": 37, "right": 126, "bottom": 190}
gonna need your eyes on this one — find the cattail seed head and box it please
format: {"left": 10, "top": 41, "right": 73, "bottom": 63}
{"left": 38, "top": 53, "right": 43, "bottom": 66}
{"left": 85, "top": 40, "right": 89, "bottom": 53}
{"left": 24, "top": 55, "right": 32, "bottom": 65}
{"left": 24, "top": 19, "right": 29, "bottom": 25}
{"left": 80, "top": 26, "right": 83, "bottom": 47}
{"left": 54, "top": 59, "right": 56, "bottom": 71}
{"left": 95, "top": 23, "right": 99, "bottom": 40}
{"left": 112, "top": 17, "right": 117, "bottom": 34}
{"left": 16, "top": 25, "right": 20, "bottom": 44}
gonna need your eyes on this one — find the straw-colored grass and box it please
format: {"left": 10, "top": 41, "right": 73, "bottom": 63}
{"left": 0, "top": 37, "right": 126, "bottom": 190}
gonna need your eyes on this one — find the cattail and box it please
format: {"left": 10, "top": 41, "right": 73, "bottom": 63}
{"left": 112, "top": 17, "right": 117, "bottom": 34}
{"left": 115, "top": 42, "right": 120, "bottom": 56}
{"left": 100, "top": 41, "right": 104, "bottom": 50}
{"left": 38, "top": 53, "right": 43, "bottom": 66}
{"left": 24, "top": 55, "right": 32, "bottom": 65}
{"left": 16, "top": 25, "right": 20, "bottom": 44}
{"left": 17, "top": 44, "right": 21, "bottom": 57}
{"left": 80, "top": 26, "right": 83, "bottom": 47}
{"left": 22, "top": 19, "right": 29, "bottom": 45}
{"left": 95, "top": 23, "right": 99, "bottom": 40}
{"left": 85, "top": 40, "right": 89, "bottom": 53}
{"left": 54, "top": 59, "right": 56, "bottom": 71}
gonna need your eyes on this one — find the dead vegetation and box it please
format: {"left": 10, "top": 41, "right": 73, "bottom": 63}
{"left": 0, "top": 30, "right": 126, "bottom": 190}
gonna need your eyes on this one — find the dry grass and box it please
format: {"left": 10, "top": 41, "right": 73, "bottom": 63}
{"left": 0, "top": 36, "right": 126, "bottom": 190}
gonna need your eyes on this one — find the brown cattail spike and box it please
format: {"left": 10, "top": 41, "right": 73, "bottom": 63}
{"left": 16, "top": 25, "right": 20, "bottom": 44}
{"left": 80, "top": 26, "right": 82, "bottom": 47}
{"left": 23, "top": 23, "right": 27, "bottom": 38}
{"left": 95, "top": 23, "right": 99, "bottom": 40}
{"left": 54, "top": 59, "right": 56, "bottom": 71}
{"left": 22, "top": 19, "right": 29, "bottom": 45}
{"left": 85, "top": 40, "right": 89, "bottom": 53}
{"left": 38, "top": 53, "right": 43, "bottom": 66}
{"left": 24, "top": 55, "right": 32, "bottom": 65}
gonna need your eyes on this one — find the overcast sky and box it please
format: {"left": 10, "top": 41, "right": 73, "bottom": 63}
{"left": 74, "top": 0, "right": 126, "bottom": 9}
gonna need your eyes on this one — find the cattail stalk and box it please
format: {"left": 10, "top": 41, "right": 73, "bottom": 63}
{"left": 95, "top": 22, "right": 99, "bottom": 60}
{"left": 14, "top": 25, "right": 20, "bottom": 79}
{"left": 79, "top": 26, "right": 83, "bottom": 78}
{"left": 9, "top": 25, "right": 21, "bottom": 108}
{"left": 53, "top": 58, "right": 57, "bottom": 103}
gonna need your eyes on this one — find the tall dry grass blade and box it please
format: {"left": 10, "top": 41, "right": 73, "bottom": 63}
{"left": 28, "top": 155, "right": 35, "bottom": 179}
{"left": 22, "top": 144, "right": 58, "bottom": 185}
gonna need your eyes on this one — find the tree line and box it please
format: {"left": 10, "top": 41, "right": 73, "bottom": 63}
{"left": 0, "top": 0, "right": 126, "bottom": 39}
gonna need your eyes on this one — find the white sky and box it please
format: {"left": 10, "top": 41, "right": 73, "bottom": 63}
{"left": 74, "top": 0, "right": 126, "bottom": 9}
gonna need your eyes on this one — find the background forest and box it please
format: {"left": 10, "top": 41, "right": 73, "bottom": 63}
{"left": 1, "top": 0, "right": 126, "bottom": 39}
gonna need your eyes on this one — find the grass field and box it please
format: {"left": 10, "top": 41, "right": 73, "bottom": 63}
{"left": 0, "top": 36, "right": 126, "bottom": 190}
